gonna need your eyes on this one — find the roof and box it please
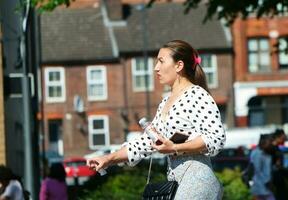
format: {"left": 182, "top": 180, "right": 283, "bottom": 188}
{"left": 40, "top": 3, "right": 232, "bottom": 63}
{"left": 41, "top": 8, "right": 114, "bottom": 63}
{"left": 116, "top": 3, "right": 231, "bottom": 53}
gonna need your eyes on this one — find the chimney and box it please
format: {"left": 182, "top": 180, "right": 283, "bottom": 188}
{"left": 104, "top": 0, "right": 123, "bottom": 21}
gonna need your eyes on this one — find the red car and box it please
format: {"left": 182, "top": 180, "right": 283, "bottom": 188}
{"left": 63, "top": 157, "right": 96, "bottom": 185}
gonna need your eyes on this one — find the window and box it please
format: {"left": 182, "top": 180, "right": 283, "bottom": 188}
{"left": 248, "top": 38, "right": 270, "bottom": 73}
{"left": 6, "top": 73, "right": 35, "bottom": 98}
{"left": 276, "top": 3, "right": 288, "bottom": 16}
{"left": 87, "top": 66, "right": 107, "bottom": 101}
{"left": 45, "top": 67, "right": 66, "bottom": 103}
{"left": 88, "top": 115, "right": 110, "bottom": 149}
{"left": 248, "top": 97, "right": 264, "bottom": 126}
{"left": 201, "top": 54, "right": 218, "bottom": 88}
{"left": 132, "top": 57, "right": 154, "bottom": 92}
{"left": 48, "top": 119, "right": 63, "bottom": 155}
{"left": 278, "top": 38, "right": 288, "bottom": 69}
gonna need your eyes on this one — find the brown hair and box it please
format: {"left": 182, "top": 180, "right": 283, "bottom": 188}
{"left": 162, "top": 40, "right": 209, "bottom": 92}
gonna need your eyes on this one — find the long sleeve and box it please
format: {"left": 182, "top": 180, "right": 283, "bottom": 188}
{"left": 122, "top": 98, "right": 168, "bottom": 167}
{"left": 250, "top": 148, "right": 273, "bottom": 195}
{"left": 123, "top": 131, "right": 156, "bottom": 166}
{"left": 189, "top": 87, "right": 226, "bottom": 156}
{"left": 251, "top": 149, "right": 272, "bottom": 184}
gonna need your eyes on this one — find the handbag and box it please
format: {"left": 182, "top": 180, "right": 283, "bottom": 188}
{"left": 142, "top": 157, "right": 178, "bottom": 200}
{"left": 142, "top": 180, "right": 178, "bottom": 200}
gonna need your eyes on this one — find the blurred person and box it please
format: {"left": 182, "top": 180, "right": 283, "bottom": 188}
{"left": 270, "top": 129, "right": 288, "bottom": 200}
{"left": 271, "top": 129, "right": 286, "bottom": 169}
{"left": 0, "top": 165, "right": 25, "bottom": 200}
{"left": 250, "top": 134, "right": 275, "bottom": 200}
{"left": 87, "top": 40, "right": 226, "bottom": 199}
{"left": 39, "top": 163, "right": 67, "bottom": 200}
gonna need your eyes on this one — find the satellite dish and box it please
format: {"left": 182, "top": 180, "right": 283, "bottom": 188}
{"left": 73, "top": 95, "right": 84, "bottom": 113}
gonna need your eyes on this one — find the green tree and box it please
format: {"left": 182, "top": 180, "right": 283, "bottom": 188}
{"left": 29, "top": 0, "right": 75, "bottom": 12}
{"left": 31, "top": 0, "right": 288, "bottom": 24}
{"left": 149, "top": 0, "right": 288, "bottom": 24}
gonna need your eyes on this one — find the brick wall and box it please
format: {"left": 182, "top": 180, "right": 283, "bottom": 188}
{"left": 41, "top": 60, "right": 162, "bottom": 157}
{"left": 41, "top": 52, "right": 233, "bottom": 157}
{"left": 233, "top": 17, "right": 288, "bottom": 82}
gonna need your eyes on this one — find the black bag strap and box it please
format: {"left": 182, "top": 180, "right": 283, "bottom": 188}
{"left": 146, "top": 157, "right": 153, "bottom": 184}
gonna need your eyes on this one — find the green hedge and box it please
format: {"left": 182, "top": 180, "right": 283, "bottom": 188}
{"left": 216, "top": 168, "right": 252, "bottom": 200}
{"left": 78, "top": 164, "right": 251, "bottom": 200}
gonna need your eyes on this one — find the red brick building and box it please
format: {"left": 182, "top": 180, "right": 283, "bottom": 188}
{"left": 232, "top": 17, "right": 288, "bottom": 127}
{"left": 40, "top": 1, "right": 233, "bottom": 157}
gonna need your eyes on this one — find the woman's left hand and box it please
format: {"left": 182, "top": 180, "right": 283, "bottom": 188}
{"left": 151, "top": 135, "right": 176, "bottom": 154}
{"left": 87, "top": 154, "right": 111, "bottom": 172}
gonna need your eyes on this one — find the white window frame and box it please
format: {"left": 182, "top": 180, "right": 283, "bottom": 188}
{"left": 278, "top": 38, "right": 288, "bottom": 69}
{"left": 247, "top": 38, "right": 271, "bottom": 73}
{"left": 201, "top": 54, "right": 218, "bottom": 88}
{"left": 8, "top": 73, "right": 35, "bottom": 98}
{"left": 86, "top": 66, "right": 108, "bottom": 101}
{"left": 45, "top": 67, "right": 66, "bottom": 103}
{"left": 88, "top": 115, "right": 110, "bottom": 149}
{"left": 132, "top": 57, "right": 154, "bottom": 92}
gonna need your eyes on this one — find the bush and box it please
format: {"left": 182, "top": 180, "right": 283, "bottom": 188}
{"left": 78, "top": 162, "right": 166, "bottom": 200}
{"left": 78, "top": 163, "right": 252, "bottom": 200}
{"left": 216, "top": 168, "right": 252, "bottom": 200}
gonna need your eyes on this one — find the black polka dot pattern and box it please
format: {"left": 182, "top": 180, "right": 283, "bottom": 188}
{"left": 124, "top": 85, "right": 226, "bottom": 166}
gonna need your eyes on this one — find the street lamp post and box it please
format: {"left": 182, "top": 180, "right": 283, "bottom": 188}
{"left": 20, "top": 0, "right": 35, "bottom": 198}
{"left": 141, "top": 2, "right": 151, "bottom": 120}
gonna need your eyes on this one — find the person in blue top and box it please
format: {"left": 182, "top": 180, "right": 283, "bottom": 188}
{"left": 250, "top": 134, "right": 275, "bottom": 200}
{"left": 270, "top": 129, "right": 287, "bottom": 200}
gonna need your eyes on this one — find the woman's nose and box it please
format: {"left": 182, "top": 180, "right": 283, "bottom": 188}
{"left": 154, "top": 63, "right": 159, "bottom": 71}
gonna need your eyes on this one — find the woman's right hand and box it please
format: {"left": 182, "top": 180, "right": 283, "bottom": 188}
{"left": 86, "top": 154, "right": 111, "bottom": 172}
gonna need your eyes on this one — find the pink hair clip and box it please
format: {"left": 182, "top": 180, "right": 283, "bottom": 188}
{"left": 195, "top": 56, "right": 201, "bottom": 65}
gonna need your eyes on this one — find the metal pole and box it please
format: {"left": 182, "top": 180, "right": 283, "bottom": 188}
{"left": 20, "top": 1, "right": 35, "bottom": 198}
{"left": 141, "top": 2, "right": 151, "bottom": 120}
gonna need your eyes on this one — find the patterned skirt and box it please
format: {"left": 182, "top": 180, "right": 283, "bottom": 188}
{"left": 167, "top": 154, "right": 223, "bottom": 200}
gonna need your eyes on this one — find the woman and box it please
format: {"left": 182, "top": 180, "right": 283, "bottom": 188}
{"left": 87, "top": 40, "right": 226, "bottom": 199}
{"left": 39, "top": 163, "right": 68, "bottom": 200}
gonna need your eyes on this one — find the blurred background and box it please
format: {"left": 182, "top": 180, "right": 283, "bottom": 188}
{"left": 0, "top": 0, "right": 288, "bottom": 199}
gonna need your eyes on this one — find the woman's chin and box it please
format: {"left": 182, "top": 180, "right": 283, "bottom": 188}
{"left": 159, "top": 79, "right": 166, "bottom": 85}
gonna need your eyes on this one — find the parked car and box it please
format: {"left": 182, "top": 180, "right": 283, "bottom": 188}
{"left": 211, "top": 147, "right": 250, "bottom": 172}
{"left": 224, "top": 125, "right": 278, "bottom": 149}
{"left": 63, "top": 157, "right": 96, "bottom": 185}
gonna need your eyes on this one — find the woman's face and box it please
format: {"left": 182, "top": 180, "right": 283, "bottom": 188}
{"left": 154, "top": 48, "right": 178, "bottom": 86}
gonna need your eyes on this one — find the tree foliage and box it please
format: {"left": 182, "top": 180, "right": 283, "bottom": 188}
{"left": 150, "top": 0, "right": 288, "bottom": 24}
{"left": 31, "top": 0, "right": 288, "bottom": 24}
{"left": 29, "top": 0, "right": 75, "bottom": 12}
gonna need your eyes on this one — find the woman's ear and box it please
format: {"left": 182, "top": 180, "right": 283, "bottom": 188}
{"left": 175, "top": 60, "right": 184, "bottom": 73}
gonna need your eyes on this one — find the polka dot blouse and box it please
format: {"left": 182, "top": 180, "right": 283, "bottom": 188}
{"left": 124, "top": 85, "right": 226, "bottom": 166}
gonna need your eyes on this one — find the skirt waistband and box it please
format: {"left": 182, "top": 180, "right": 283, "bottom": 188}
{"left": 168, "top": 154, "right": 212, "bottom": 169}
